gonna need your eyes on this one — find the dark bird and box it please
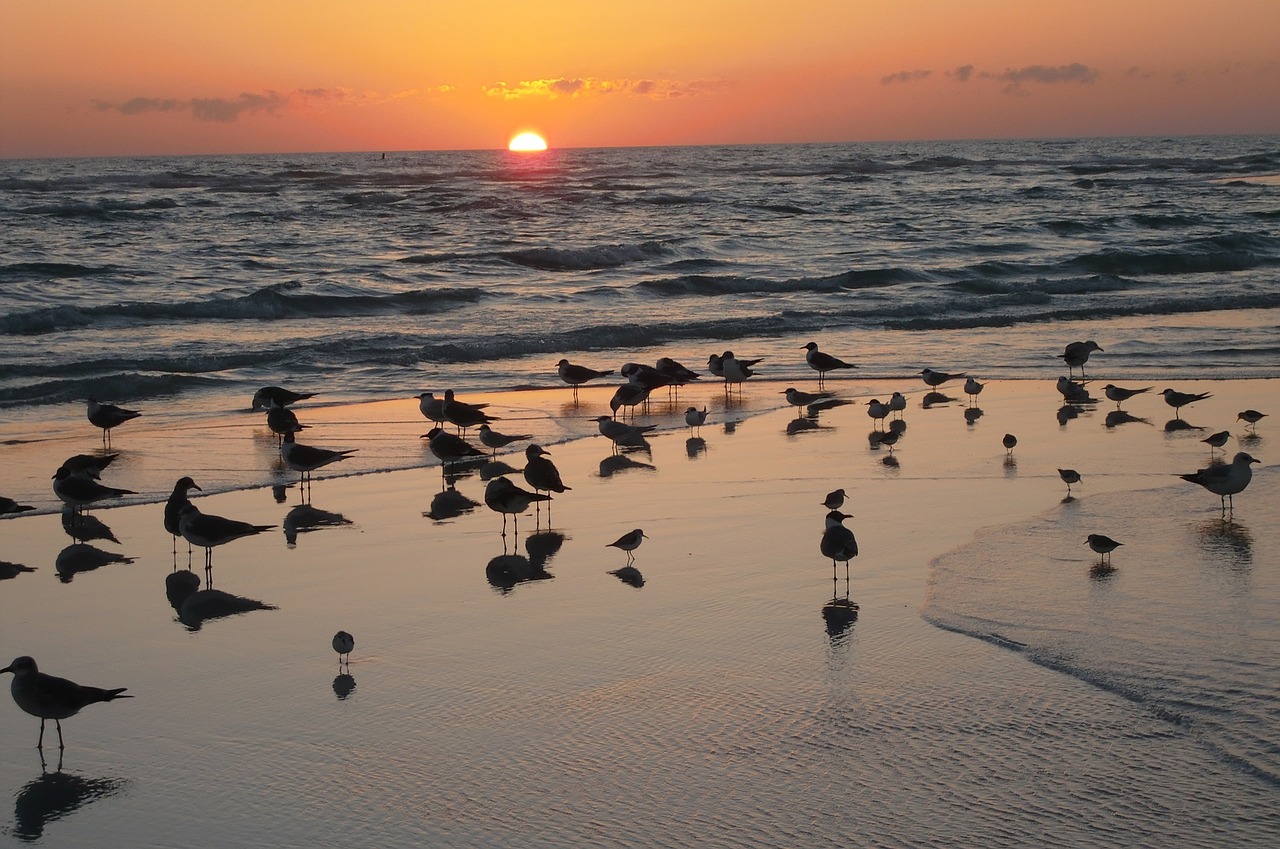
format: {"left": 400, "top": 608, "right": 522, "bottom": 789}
{"left": 1058, "top": 468, "right": 1082, "bottom": 496}
{"left": 1161, "top": 388, "right": 1212, "bottom": 418}
{"left": 820, "top": 510, "right": 858, "bottom": 576}
{"left": 523, "top": 444, "right": 571, "bottom": 496}
{"left": 802, "top": 342, "right": 856, "bottom": 385}
{"left": 1101, "top": 384, "right": 1152, "bottom": 409}
{"left": 332, "top": 631, "right": 355, "bottom": 666}
{"left": 2, "top": 656, "right": 131, "bottom": 750}
{"left": 265, "top": 399, "right": 307, "bottom": 441}
{"left": 165, "top": 477, "right": 202, "bottom": 559}
{"left": 920, "top": 368, "right": 963, "bottom": 388}
{"left": 1085, "top": 534, "right": 1122, "bottom": 565}
{"left": 822, "top": 489, "right": 847, "bottom": 510}
{"left": 655, "top": 357, "right": 700, "bottom": 384}
{"left": 54, "top": 452, "right": 119, "bottom": 481}
{"left": 1, "top": 496, "right": 36, "bottom": 515}
{"left": 484, "top": 476, "right": 551, "bottom": 536}
{"left": 422, "top": 427, "right": 487, "bottom": 465}
{"left": 1179, "top": 451, "right": 1260, "bottom": 513}
{"left": 281, "top": 432, "right": 357, "bottom": 485}
{"left": 1061, "top": 340, "right": 1103, "bottom": 379}
{"left": 557, "top": 359, "right": 614, "bottom": 397}
{"left": 608, "top": 528, "right": 648, "bottom": 564}
{"left": 442, "top": 389, "right": 496, "bottom": 432}
{"left": 178, "top": 503, "right": 274, "bottom": 577}
{"left": 52, "top": 467, "right": 135, "bottom": 513}
{"left": 478, "top": 424, "right": 532, "bottom": 456}
{"left": 1237, "top": 409, "right": 1268, "bottom": 431}
{"left": 609, "top": 382, "right": 652, "bottom": 417}
{"left": 1002, "top": 433, "right": 1018, "bottom": 456}
{"left": 251, "top": 386, "right": 314, "bottom": 411}
{"left": 1201, "top": 430, "right": 1231, "bottom": 455}
{"left": 87, "top": 398, "right": 140, "bottom": 444}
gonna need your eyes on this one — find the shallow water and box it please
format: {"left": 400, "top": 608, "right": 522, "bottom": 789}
{"left": 2, "top": 380, "right": 1278, "bottom": 846}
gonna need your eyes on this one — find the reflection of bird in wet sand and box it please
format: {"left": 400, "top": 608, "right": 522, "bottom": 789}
{"left": 1, "top": 496, "right": 36, "bottom": 515}
{"left": 1179, "top": 451, "right": 1260, "bottom": 514}
{"left": 1, "top": 560, "right": 37, "bottom": 580}
{"left": 2, "top": 656, "right": 130, "bottom": 750}
{"left": 608, "top": 565, "right": 645, "bottom": 588}
{"left": 55, "top": 543, "right": 135, "bottom": 582}
{"left": 608, "top": 528, "right": 647, "bottom": 564}
{"left": 165, "top": 570, "right": 277, "bottom": 630}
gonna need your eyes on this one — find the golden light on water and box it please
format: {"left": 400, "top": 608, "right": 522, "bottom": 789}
{"left": 508, "top": 132, "right": 548, "bottom": 152}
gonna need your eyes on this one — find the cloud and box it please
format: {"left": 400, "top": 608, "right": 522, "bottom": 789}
{"left": 881, "top": 70, "right": 932, "bottom": 85}
{"left": 949, "top": 65, "right": 974, "bottom": 83}
{"left": 994, "top": 63, "right": 1099, "bottom": 93}
{"left": 92, "top": 87, "right": 413, "bottom": 122}
{"left": 483, "top": 77, "right": 723, "bottom": 100}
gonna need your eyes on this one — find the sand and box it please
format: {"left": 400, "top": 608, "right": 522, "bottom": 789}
{"left": 1, "top": 378, "right": 1277, "bottom": 847}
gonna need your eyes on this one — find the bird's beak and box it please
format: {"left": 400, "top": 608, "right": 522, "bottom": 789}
{"left": 0, "top": 665, "right": 11, "bottom": 675}
{"left": 193, "top": 483, "right": 203, "bottom": 491}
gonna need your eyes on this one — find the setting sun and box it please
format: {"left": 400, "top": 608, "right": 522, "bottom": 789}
{"left": 508, "top": 132, "right": 548, "bottom": 152}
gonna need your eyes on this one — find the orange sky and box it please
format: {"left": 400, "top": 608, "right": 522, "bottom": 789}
{"left": 2, "top": 0, "right": 1278, "bottom": 157}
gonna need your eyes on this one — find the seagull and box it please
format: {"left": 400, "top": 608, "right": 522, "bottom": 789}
{"left": 2, "top": 656, "right": 130, "bottom": 750}
{"left": 332, "top": 631, "right": 354, "bottom": 667}
{"left": 1101, "top": 384, "right": 1152, "bottom": 409}
{"left": 1086, "top": 534, "right": 1122, "bottom": 565}
{"left": 1161, "top": 388, "right": 1212, "bottom": 417}
{"left": 802, "top": 342, "right": 855, "bottom": 385}
{"left": 417, "top": 392, "right": 447, "bottom": 425}
{"left": 164, "top": 477, "right": 202, "bottom": 558}
{"left": 920, "top": 368, "right": 963, "bottom": 388}
{"left": 52, "top": 467, "right": 135, "bottom": 513}
{"left": 1061, "top": 341, "right": 1103, "bottom": 379}
{"left": 281, "top": 432, "right": 357, "bottom": 486}
{"left": 0, "top": 496, "right": 36, "bottom": 515}
{"left": 783, "top": 387, "right": 835, "bottom": 409}
{"left": 865, "top": 399, "right": 890, "bottom": 429}
{"left": 1201, "top": 430, "right": 1231, "bottom": 455}
{"left": 265, "top": 399, "right": 306, "bottom": 441}
{"left": 963, "top": 377, "right": 984, "bottom": 404}
{"left": 621, "top": 362, "right": 675, "bottom": 391}
{"left": 594, "top": 415, "right": 657, "bottom": 448}
{"left": 887, "top": 392, "right": 907, "bottom": 419}
{"left": 55, "top": 452, "right": 119, "bottom": 481}
{"left": 706, "top": 353, "right": 726, "bottom": 380}
{"left": 1237, "top": 410, "right": 1268, "bottom": 431}
{"left": 684, "top": 406, "right": 708, "bottom": 433}
{"left": 252, "top": 386, "right": 314, "bottom": 411}
{"left": 442, "top": 389, "right": 495, "bottom": 433}
{"left": 557, "top": 359, "right": 615, "bottom": 399}
{"left": 478, "top": 424, "right": 532, "bottom": 456}
{"left": 422, "top": 427, "right": 487, "bottom": 465}
{"left": 1058, "top": 468, "right": 1082, "bottom": 496}
{"left": 822, "top": 489, "right": 847, "bottom": 510}
{"left": 721, "top": 352, "right": 759, "bottom": 389}
{"left": 178, "top": 503, "right": 274, "bottom": 577}
{"left": 608, "top": 528, "right": 647, "bottom": 564}
{"left": 1003, "top": 434, "right": 1017, "bottom": 456}
{"left": 1056, "top": 376, "right": 1092, "bottom": 403}
{"left": 87, "top": 398, "right": 140, "bottom": 444}
{"left": 523, "top": 444, "right": 571, "bottom": 496}
{"left": 609, "top": 382, "right": 652, "bottom": 417}
{"left": 656, "top": 357, "right": 700, "bottom": 384}
{"left": 820, "top": 511, "right": 858, "bottom": 576}
{"left": 484, "top": 476, "right": 551, "bottom": 536}
{"left": 1179, "top": 451, "right": 1260, "bottom": 513}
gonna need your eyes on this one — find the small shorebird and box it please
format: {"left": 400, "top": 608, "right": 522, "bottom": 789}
{"left": 478, "top": 424, "right": 532, "bottom": 456}
{"left": 87, "top": 398, "right": 140, "bottom": 445}
{"left": 865, "top": 399, "right": 890, "bottom": 429}
{"left": 822, "top": 489, "right": 847, "bottom": 510}
{"left": 963, "top": 377, "right": 984, "bottom": 405}
{"left": 887, "top": 392, "right": 907, "bottom": 419}
{"left": 557, "top": 359, "right": 614, "bottom": 401}
{"left": 608, "top": 528, "right": 648, "bottom": 564}
{"left": 1102, "top": 384, "right": 1152, "bottom": 409}
{"left": 1003, "top": 433, "right": 1018, "bottom": 456}
{"left": 251, "top": 386, "right": 314, "bottom": 411}
{"left": 1179, "top": 451, "right": 1260, "bottom": 514}
{"left": 178, "top": 503, "right": 274, "bottom": 578}
{"left": 820, "top": 511, "right": 858, "bottom": 576}
{"left": 332, "top": 631, "right": 355, "bottom": 667}
{"left": 1201, "top": 430, "right": 1231, "bottom": 455}
{"left": 1237, "top": 409, "right": 1268, "bottom": 431}
{"left": 1058, "top": 468, "right": 1082, "bottom": 496}
{"left": 1086, "top": 534, "right": 1122, "bottom": 565}
{"left": 1061, "top": 340, "right": 1103, "bottom": 379}
{"left": 920, "top": 368, "right": 963, "bottom": 388}
{"left": 802, "top": 342, "right": 856, "bottom": 386}
{"left": 1161, "top": 388, "right": 1212, "bottom": 418}
{"left": 684, "top": 406, "right": 708, "bottom": 434}
{"left": 484, "top": 476, "right": 551, "bottom": 536}
{"left": 2, "top": 656, "right": 130, "bottom": 750}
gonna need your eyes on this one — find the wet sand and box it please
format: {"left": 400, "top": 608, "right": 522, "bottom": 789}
{"left": 1, "top": 378, "right": 1277, "bottom": 846}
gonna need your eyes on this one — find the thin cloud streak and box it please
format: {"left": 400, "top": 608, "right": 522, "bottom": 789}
{"left": 93, "top": 87, "right": 425, "bottom": 122}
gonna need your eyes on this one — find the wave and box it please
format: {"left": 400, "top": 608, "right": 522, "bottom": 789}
{"left": 0, "top": 261, "right": 113, "bottom": 280}
{"left": 499, "top": 240, "right": 678, "bottom": 271}
{"left": 0, "top": 283, "right": 485, "bottom": 335}
{"left": 0, "top": 372, "right": 233, "bottom": 408}
{"left": 635, "top": 266, "right": 928, "bottom": 297}
{"left": 14, "top": 197, "right": 179, "bottom": 220}
{"left": 1067, "top": 232, "right": 1280, "bottom": 275}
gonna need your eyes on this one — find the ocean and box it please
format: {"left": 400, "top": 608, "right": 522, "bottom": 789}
{"left": 2, "top": 135, "right": 1278, "bottom": 426}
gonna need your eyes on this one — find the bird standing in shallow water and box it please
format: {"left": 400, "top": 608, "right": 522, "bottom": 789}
{"left": 608, "top": 529, "right": 647, "bottom": 564}
{"left": 1061, "top": 341, "right": 1102, "bottom": 380}
{"left": 1201, "top": 430, "right": 1231, "bottom": 456}
{"left": 1058, "top": 468, "right": 1082, "bottom": 496}
{"left": 822, "top": 489, "right": 847, "bottom": 511}
{"left": 1237, "top": 410, "right": 1267, "bottom": 431}
{"left": 820, "top": 510, "right": 858, "bottom": 578}
{"left": 87, "top": 399, "right": 141, "bottom": 446}
{"left": 1086, "top": 534, "right": 1122, "bottom": 566}
{"left": 2, "top": 656, "right": 130, "bottom": 750}
{"left": 1161, "top": 388, "right": 1212, "bottom": 418}
{"left": 1101, "top": 384, "right": 1151, "bottom": 409}
{"left": 332, "top": 631, "right": 354, "bottom": 667}
{"left": 1179, "top": 451, "right": 1260, "bottom": 515}
{"left": 802, "top": 342, "right": 856, "bottom": 386}
{"left": 1003, "top": 434, "right": 1017, "bottom": 457}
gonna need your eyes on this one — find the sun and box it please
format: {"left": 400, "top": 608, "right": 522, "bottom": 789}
{"left": 508, "top": 132, "right": 548, "bottom": 152}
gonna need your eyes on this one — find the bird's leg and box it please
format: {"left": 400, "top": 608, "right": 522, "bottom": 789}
{"left": 56, "top": 720, "right": 65, "bottom": 750}
{"left": 37, "top": 719, "right": 45, "bottom": 749}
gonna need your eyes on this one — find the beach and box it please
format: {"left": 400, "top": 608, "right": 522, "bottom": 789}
{"left": 1, "top": 376, "right": 1276, "bottom": 846}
